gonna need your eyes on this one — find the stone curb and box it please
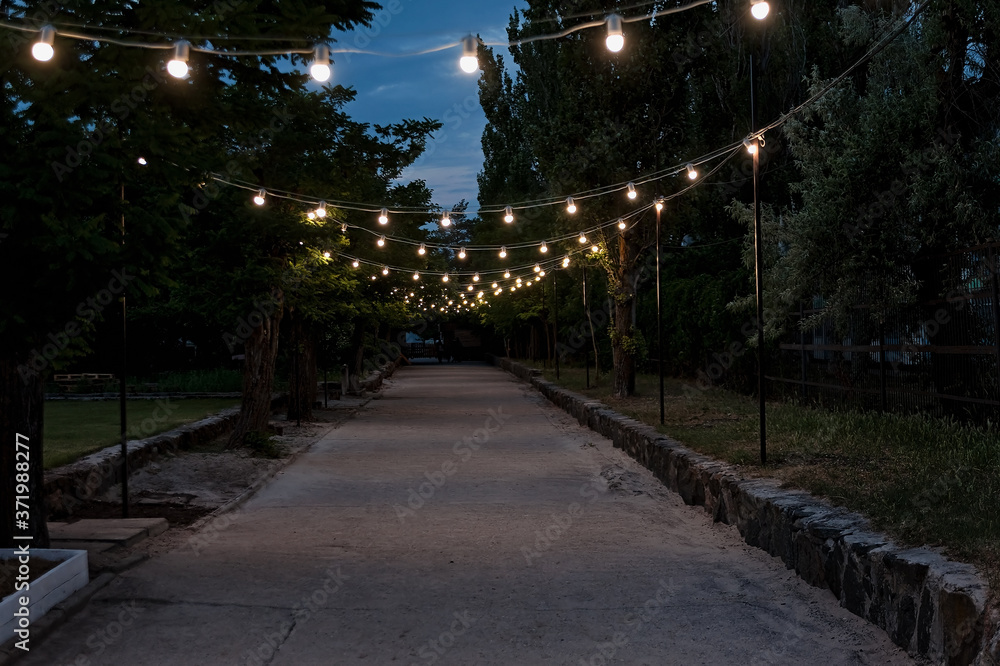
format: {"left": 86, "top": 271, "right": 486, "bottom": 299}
{"left": 42, "top": 395, "right": 285, "bottom": 516}
{"left": 491, "top": 356, "right": 995, "bottom": 666}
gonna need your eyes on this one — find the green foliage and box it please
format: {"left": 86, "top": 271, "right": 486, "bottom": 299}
{"left": 244, "top": 430, "right": 285, "bottom": 459}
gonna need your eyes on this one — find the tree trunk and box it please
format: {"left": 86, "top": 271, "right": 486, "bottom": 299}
{"left": 1, "top": 355, "right": 50, "bottom": 547}
{"left": 287, "top": 311, "right": 316, "bottom": 423}
{"left": 228, "top": 288, "right": 284, "bottom": 448}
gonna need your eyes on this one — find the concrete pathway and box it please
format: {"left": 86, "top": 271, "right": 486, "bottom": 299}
{"left": 23, "top": 362, "right": 914, "bottom": 665}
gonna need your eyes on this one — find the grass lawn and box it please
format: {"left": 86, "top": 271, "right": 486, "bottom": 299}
{"left": 44, "top": 398, "right": 239, "bottom": 470}
{"left": 537, "top": 365, "right": 1000, "bottom": 591}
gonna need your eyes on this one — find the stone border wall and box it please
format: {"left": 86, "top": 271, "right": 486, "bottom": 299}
{"left": 491, "top": 356, "right": 996, "bottom": 666}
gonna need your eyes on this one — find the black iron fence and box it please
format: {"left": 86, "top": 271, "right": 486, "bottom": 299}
{"left": 769, "top": 243, "right": 1000, "bottom": 423}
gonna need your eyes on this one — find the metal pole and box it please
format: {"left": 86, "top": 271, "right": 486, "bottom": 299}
{"left": 656, "top": 203, "right": 664, "bottom": 424}
{"left": 990, "top": 246, "right": 1000, "bottom": 412}
{"left": 553, "top": 272, "right": 560, "bottom": 380}
{"left": 583, "top": 264, "right": 589, "bottom": 390}
{"left": 324, "top": 365, "right": 328, "bottom": 409}
{"left": 879, "top": 319, "right": 888, "bottom": 412}
{"left": 752, "top": 53, "right": 767, "bottom": 466}
{"left": 800, "top": 301, "right": 808, "bottom": 403}
{"left": 119, "top": 180, "right": 129, "bottom": 518}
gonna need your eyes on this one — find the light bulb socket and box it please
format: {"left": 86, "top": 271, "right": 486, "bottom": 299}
{"left": 38, "top": 25, "right": 56, "bottom": 46}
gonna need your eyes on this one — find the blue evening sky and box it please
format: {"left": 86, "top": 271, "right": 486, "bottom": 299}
{"left": 327, "top": 0, "right": 529, "bottom": 212}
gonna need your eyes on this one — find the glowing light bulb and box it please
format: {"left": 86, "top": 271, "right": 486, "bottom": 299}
{"left": 413, "top": 272, "right": 420, "bottom": 280}
{"left": 441, "top": 212, "right": 451, "bottom": 227}
{"left": 492, "top": 282, "right": 498, "bottom": 289}
{"left": 352, "top": 260, "right": 360, "bottom": 268}
{"left": 516, "top": 277, "right": 522, "bottom": 284}
{"left": 253, "top": 189, "right": 266, "bottom": 206}
{"left": 539, "top": 270, "right": 546, "bottom": 277}
{"left": 592, "top": 245, "right": 600, "bottom": 253}
{"left": 167, "top": 41, "right": 191, "bottom": 79}
{"left": 566, "top": 197, "right": 577, "bottom": 214}
{"left": 382, "top": 266, "right": 389, "bottom": 276}
{"left": 467, "top": 285, "right": 474, "bottom": 292}
{"left": 504, "top": 270, "right": 511, "bottom": 279}
{"left": 751, "top": 1, "right": 770, "bottom": 20}
{"left": 534, "top": 264, "right": 541, "bottom": 273}
{"left": 32, "top": 26, "right": 55, "bottom": 62}
{"left": 458, "top": 247, "right": 467, "bottom": 259}
{"left": 618, "top": 218, "right": 626, "bottom": 230}
{"left": 315, "top": 201, "right": 327, "bottom": 218}
{"left": 499, "top": 246, "right": 507, "bottom": 259}
{"left": 473, "top": 273, "right": 480, "bottom": 282}
{"left": 540, "top": 242, "right": 548, "bottom": 254}
{"left": 655, "top": 198, "right": 665, "bottom": 212}
{"left": 307, "top": 211, "right": 316, "bottom": 220}
{"left": 442, "top": 274, "right": 449, "bottom": 283}
{"left": 323, "top": 251, "right": 331, "bottom": 259}
{"left": 686, "top": 164, "right": 698, "bottom": 180}
{"left": 310, "top": 45, "right": 332, "bottom": 82}
{"left": 578, "top": 233, "right": 587, "bottom": 244}
{"left": 137, "top": 157, "right": 147, "bottom": 166}
{"left": 418, "top": 243, "right": 426, "bottom": 255}
{"left": 504, "top": 206, "right": 514, "bottom": 224}
{"left": 378, "top": 236, "right": 386, "bottom": 247}
{"left": 627, "top": 182, "right": 637, "bottom": 200}
{"left": 562, "top": 256, "right": 570, "bottom": 268}
{"left": 744, "top": 138, "right": 758, "bottom": 155}
{"left": 460, "top": 35, "right": 479, "bottom": 73}
{"left": 378, "top": 208, "right": 389, "bottom": 225}
{"left": 605, "top": 14, "right": 624, "bottom": 53}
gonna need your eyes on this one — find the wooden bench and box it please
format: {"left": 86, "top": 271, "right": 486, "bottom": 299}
{"left": 52, "top": 373, "right": 117, "bottom": 392}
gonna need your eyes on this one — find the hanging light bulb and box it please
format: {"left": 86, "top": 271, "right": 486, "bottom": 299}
{"left": 310, "top": 44, "right": 332, "bottom": 82}
{"left": 382, "top": 266, "right": 390, "bottom": 276}
{"left": 315, "top": 201, "right": 327, "bottom": 218}
{"left": 751, "top": 0, "right": 770, "bottom": 20}
{"left": 307, "top": 211, "right": 316, "bottom": 220}
{"left": 418, "top": 243, "right": 427, "bottom": 255}
{"left": 566, "top": 197, "right": 577, "bottom": 214}
{"left": 744, "top": 137, "right": 758, "bottom": 155}
{"left": 578, "top": 232, "right": 587, "bottom": 244}
{"left": 536, "top": 277, "right": 542, "bottom": 282}
{"left": 323, "top": 251, "right": 331, "bottom": 259}
{"left": 458, "top": 247, "right": 467, "bottom": 259}
{"left": 477, "top": 292, "right": 484, "bottom": 299}
{"left": 504, "top": 270, "right": 511, "bottom": 279}
{"left": 467, "top": 285, "right": 474, "bottom": 292}
{"left": 32, "top": 25, "right": 56, "bottom": 62}
{"left": 534, "top": 264, "right": 541, "bottom": 273}
{"left": 540, "top": 242, "right": 548, "bottom": 254}
{"left": 592, "top": 245, "right": 600, "bottom": 253}
{"left": 539, "top": 270, "right": 546, "bottom": 277}
{"left": 492, "top": 282, "right": 499, "bottom": 289}
{"left": 605, "top": 14, "right": 624, "bottom": 53}
{"left": 504, "top": 206, "right": 514, "bottom": 224}
{"left": 377, "top": 235, "right": 386, "bottom": 247}
{"left": 562, "top": 255, "right": 571, "bottom": 268}
{"left": 413, "top": 272, "right": 420, "bottom": 280}
{"left": 442, "top": 274, "right": 449, "bottom": 283}
{"left": 460, "top": 35, "right": 479, "bottom": 73}
{"left": 137, "top": 157, "right": 147, "bottom": 166}
{"left": 253, "top": 189, "right": 266, "bottom": 206}
{"left": 627, "top": 182, "right": 637, "bottom": 200}
{"left": 378, "top": 208, "right": 389, "bottom": 225}
{"left": 516, "top": 277, "right": 522, "bottom": 284}
{"left": 341, "top": 223, "right": 348, "bottom": 233}
{"left": 686, "top": 164, "right": 698, "bottom": 180}
{"left": 441, "top": 212, "right": 451, "bottom": 227}
{"left": 352, "top": 259, "right": 360, "bottom": 268}
{"left": 618, "top": 218, "right": 626, "bottom": 230}
{"left": 499, "top": 246, "right": 507, "bottom": 259}
{"left": 655, "top": 197, "right": 665, "bottom": 211}
{"left": 167, "top": 41, "right": 191, "bottom": 79}
{"left": 473, "top": 273, "right": 480, "bottom": 282}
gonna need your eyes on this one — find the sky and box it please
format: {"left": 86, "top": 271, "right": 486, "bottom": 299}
{"left": 327, "top": 0, "right": 529, "bottom": 212}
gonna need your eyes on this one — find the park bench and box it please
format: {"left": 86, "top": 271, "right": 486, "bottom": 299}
{"left": 52, "top": 373, "right": 117, "bottom": 392}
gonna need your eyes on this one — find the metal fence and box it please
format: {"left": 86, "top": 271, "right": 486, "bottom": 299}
{"left": 769, "top": 243, "right": 1000, "bottom": 423}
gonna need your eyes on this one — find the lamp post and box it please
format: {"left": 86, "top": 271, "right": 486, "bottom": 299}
{"left": 655, "top": 197, "right": 664, "bottom": 425}
{"left": 583, "top": 264, "right": 589, "bottom": 389}
{"left": 553, "top": 271, "right": 560, "bottom": 380}
{"left": 751, "top": 1, "right": 768, "bottom": 465}
{"left": 119, "top": 179, "right": 129, "bottom": 518}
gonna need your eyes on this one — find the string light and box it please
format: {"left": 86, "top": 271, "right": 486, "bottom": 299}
{"left": 310, "top": 44, "right": 332, "bottom": 82}
{"left": 539, "top": 270, "right": 546, "bottom": 277}
{"left": 627, "top": 182, "right": 637, "bottom": 200}
{"left": 566, "top": 197, "right": 577, "bottom": 214}
{"left": 32, "top": 25, "right": 55, "bottom": 61}
{"left": 460, "top": 35, "right": 478, "bottom": 73}
{"left": 504, "top": 270, "right": 511, "bottom": 279}
{"left": 167, "top": 41, "right": 190, "bottom": 79}
{"left": 418, "top": 243, "right": 426, "bottom": 255}
{"left": 352, "top": 259, "right": 360, "bottom": 268}
{"left": 578, "top": 232, "right": 587, "bottom": 244}
{"left": 323, "top": 251, "right": 331, "bottom": 259}
{"left": 442, "top": 273, "right": 449, "bottom": 282}
{"left": 540, "top": 241, "right": 548, "bottom": 253}
{"left": 533, "top": 264, "right": 541, "bottom": 273}
{"left": 315, "top": 201, "right": 327, "bottom": 218}
{"left": 492, "top": 282, "right": 498, "bottom": 289}
{"left": 253, "top": 189, "right": 266, "bottom": 206}
{"left": 441, "top": 211, "right": 451, "bottom": 227}
{"left": 382, "top": 265, "right": 390, "bottom": 276}
{"left": 458, "top": 247, "right": 467, "bottom": 259}
{"left": 563, "top": 256, "right": 571, "bottom": 268}
{"left": 591, "top": 245, "right": 600, "bottom": 253}
{"left": 137, "top": 157, "right": 147, "bottom": 165}
{"left": 499, "top": 246, "right": 507, "bottom": 259}
{"left": 618, "top": 218, "right": 626, "bottom": 230}
{"left": 744, "top": 138, "right": 758, "bottom": 155}
{"left": 378, "top": 208, "right": 389, "bottom": 225}
{"left": 605, "top": 14, "right": 624, "bottom": 52}
{"left": 378, "top": 235, "right": 386, "bottom": 247}
{"left": 467, "top": 285, "right": 474, "bottom": 292}
{"left": 504, "top": 206, "right": 514, "bottom": 223}
{"left": 413, "top": 272, "right": 420, "bottom": 280}
{"left": 686, "top": 164, "right": 698, "bottom": 180}
{"left": 655, "top": 197, "right": 665, "bottom": 211}
{"left": 751, "top": 1, "right": 770, "bottom": 20}
{"left": 473, "top": 273, "right": 480, "bottom": 282}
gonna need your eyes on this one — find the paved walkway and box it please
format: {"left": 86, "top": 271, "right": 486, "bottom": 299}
{"left": 25, "top": 363, "right": 913, "bottom": 665}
